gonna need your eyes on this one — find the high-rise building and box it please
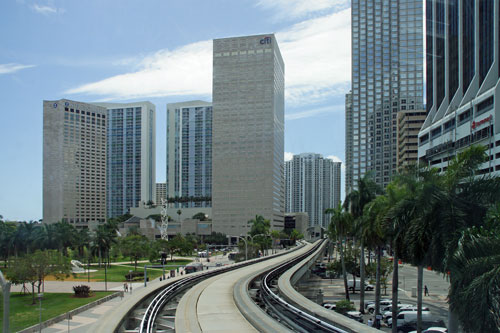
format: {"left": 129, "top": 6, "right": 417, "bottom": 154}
{"left": 94, "top": 102, "right": 156, "bottom": 218}
{"left": 285, "top": 153, "right": 341, "bottom": 228}
{"left": 418, "top": 1, "right": 500, "bottom": 175}
{"left": 156, "top": 182, "right": 166, "bottom": 205}
{"left": 345, "top": 91, "right": 354, "bottom": 194}
{"left": 397, "top": 109, "right": 426, "bottom": 170}
{"left": 346, "top": 0, "right": 424, "bottom": 193}
{"left": 212, "top": 34, "right": 285, "bottom": 236}
{"left": 43, "top": 99, "right": 107, "bottom": 227}
{"left": 166, "top": 101, "right": 212, "bottom": 208}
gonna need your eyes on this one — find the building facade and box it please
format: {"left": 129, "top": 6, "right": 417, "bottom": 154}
{"left": 156, "top": 182, "right": 166, "bottom": 205}
{"left": 397, "top": 109, "right": 426, "bottom": 169}
{"left": 166, "top": 101, "right": 212, "bottom": 208}
{"left": 346, "top": 0, "right": 424, "bottom": 193}
{"left": 43, "top": 99, "right": 107, "bottom": 227}
{"left": 285, "top": 153, "right": 341, "bottom": 228}
{"left": 212, "top": 34, "right": 285, "bottom": 236}
{"left": 418, "top": 1, "right": 500, "bottom": 175}
{"left": 94, "top": 102, "right": 156, "bottom": 218}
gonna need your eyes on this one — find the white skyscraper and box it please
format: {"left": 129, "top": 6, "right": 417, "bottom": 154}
{"left": 285, "top": 153, "right": 341, "bottom": 228}
{"left": 94, "top": 102, "right": 156, "bottom": 218}
{"left": 212, "top": 34, "right": 285, "bottom": 236}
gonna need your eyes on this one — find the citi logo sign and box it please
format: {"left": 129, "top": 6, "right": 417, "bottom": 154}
{"left": 260, "top": 37, "right": 272, "bottom": 44}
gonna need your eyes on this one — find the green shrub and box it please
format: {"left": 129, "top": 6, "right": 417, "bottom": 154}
{"left": 73, "top": 285, "right": 91, "bottom": 298}
{"left": 125, "top": 271, "right": 144, "bottom": 281}
{"left": 335, "top": 299, "right": 355, "bottom": 315}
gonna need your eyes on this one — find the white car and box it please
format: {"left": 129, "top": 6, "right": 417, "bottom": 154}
{"left": 387, "top": 310, "right": 432, "bottom": 327}
{"left": 409, "top": 328, "right": 447, "bottom": 333}
{"left": 323, "top": 303, "right": 336, "bottom": 310}
{"left": 366, "top": 300, "right": 392, "bottom": 314}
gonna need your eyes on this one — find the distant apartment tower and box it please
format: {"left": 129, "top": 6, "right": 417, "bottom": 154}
{"left": 418, "top": 1, "right": 500, "bottom": 176}
{"left": 285, "top": 153, "right": 341, "bottom": 228}
{"left": 397, "top": 110, "right": 426, "bottom": 169}
{"left": 94, "top": 102, "right": 156, "bottom": 218}
{"left": 166, "top": 101, "right": 212, "bottom": 208}
{"left": 346, "top": 0, "right": 424, "bottom": 193}
{"left": 212, "top": 34, "right": 285, "bottom": 235}
{"left": 43, "top": 99, "right": 106, "bottom": 227}
{"left": 156, "top": 182, "right": 166, "bottom": 205}
{"left": 345, "top": 91, "right": 354, "bottom": 194}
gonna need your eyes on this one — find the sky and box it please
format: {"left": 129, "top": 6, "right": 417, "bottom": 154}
{"left": 0, "top": 0, "right": 351, "bottom": 221}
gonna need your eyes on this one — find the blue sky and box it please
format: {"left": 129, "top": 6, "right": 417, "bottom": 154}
{"left": 0, "top": 0, "right": 351, "bottom": 221}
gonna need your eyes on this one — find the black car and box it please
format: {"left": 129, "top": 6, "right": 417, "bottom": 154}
{"left": 397, "top": 320, "right": 447, "bottom": 333}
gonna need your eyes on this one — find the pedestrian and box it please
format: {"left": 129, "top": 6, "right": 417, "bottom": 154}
{"left": 367, "top": 318, "right": 373, "bottom": 327}
{"left": 123, "top": 282, "right": 128, "bottom": 293}
{"left": 130, "top": 284, "right": 133, "bottom": 294}
{"left": 424, "top": 285, "right": 429, "bottom": 296}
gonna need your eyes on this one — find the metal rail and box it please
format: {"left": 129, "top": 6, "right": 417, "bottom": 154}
{"left": 138, "top": 244, "right": 304, "bottom": 333}
{"left": 258, "top": 239, "right": 350, "bottom": 333}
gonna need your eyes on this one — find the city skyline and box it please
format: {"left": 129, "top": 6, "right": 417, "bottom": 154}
{"left": 0, "top": 1, "right": 349, "bottom": 221}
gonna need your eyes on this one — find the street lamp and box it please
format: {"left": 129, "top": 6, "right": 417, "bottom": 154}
{"left": 249, "top": 234, "right": 271, "bottom": 256}
{"left": 37, "top": 293, "right": 43, "bottom": 333}
{"left": 238, "top": 235, "right": 248, "bottom": 261}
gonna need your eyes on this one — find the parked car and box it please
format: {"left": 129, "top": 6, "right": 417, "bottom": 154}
{"left": 345, "top": 311, "right": 363, "bottom": 323}
{"left": 365, "top": 298, "right": 392, "bottom": 310}
{"left": 322, "top": 303, "right": 336, "bottom": 310}
{"left": 366, "top": 300, "right": 394, "bottom": 314}
{"left": 348, "top": 279, "right": 374, "bottom": 291}
{"left": 401, "top": 320, "right": 446, "bottom": 333}
{"left": 387, "top": 311, "right": 432, "bottom": 328}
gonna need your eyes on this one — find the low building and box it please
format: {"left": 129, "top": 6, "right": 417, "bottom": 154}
{"left": 397, "top": 110, "right": 427, "bottom": 170}
{"left": 284, "top": 212, "right": 308, "bottom": 237}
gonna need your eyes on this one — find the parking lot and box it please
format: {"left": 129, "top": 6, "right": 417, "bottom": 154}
{"left": 297, "top": 259, "right": 451, "bottom": 332}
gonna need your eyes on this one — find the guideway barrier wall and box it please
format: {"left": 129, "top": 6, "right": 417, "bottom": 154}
{"left": 278, "top": 240, "right": 380, "bottom": 333}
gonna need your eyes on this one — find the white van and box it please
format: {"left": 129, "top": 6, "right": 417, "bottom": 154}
{"left": 347, "top": 279, "right": 374, "bottom": 291}
{"left": 388, "top": 311, "right": 432, "bottom": 327}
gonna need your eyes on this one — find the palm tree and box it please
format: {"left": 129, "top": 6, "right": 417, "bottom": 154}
{"left": 447, "top": 227, "right": 500, "bottom": 332}
{"left": 344, "top": 173, "right": 380, "bottom": 312}
{"left": 326, "top": 205, "right": 352, "bottom": 301}
{"left": 362, "top": 195, "right": 389, "bottom": 327}
{"left": 177, "top": 209, "right": 182, "bottom": 223}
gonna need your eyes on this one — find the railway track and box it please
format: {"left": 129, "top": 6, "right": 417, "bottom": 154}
{"left": 252, "top": 239, "right": 350, "bottom": 333}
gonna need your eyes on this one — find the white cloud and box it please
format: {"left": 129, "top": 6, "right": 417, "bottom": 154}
{"left": 285, "top": 152, "right": 294, "bottom": 161}
{"left": 286, "top": 104, "right": 343, "bottom": 120}
{"left": 256, "top": 0, "right": 350, "bottom": 21}
{"left": 0, "top": 63, "right": 35, "bottom": 74}
{"left": 66, "top": 40, "right": 212, "bottom": 99}
{"left": 66, "top": 8, "right": 351, "bottom": 107}
{"left": 31, "top": 4, "right": 58, "bottom": 15}
{"left": 277, "top": 8, "right": 351, "bottom": 106}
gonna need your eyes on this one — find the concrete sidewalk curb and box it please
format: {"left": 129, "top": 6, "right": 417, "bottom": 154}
{"left": 18, "top": 291, "right": 123, "bottom": 333}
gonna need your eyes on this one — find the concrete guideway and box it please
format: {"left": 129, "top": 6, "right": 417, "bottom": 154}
{"left": 175, "top": 245, "right": 313, "bottom": 332}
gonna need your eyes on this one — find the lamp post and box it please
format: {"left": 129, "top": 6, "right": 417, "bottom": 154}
{"left": 238, "top": 236, "right": 248, "bottom": 261}
{"left": 38, "top": 293, "right": 44, "bottom": 333}
{"left": 249, "top": 233, "right": 271, "bottom": 256}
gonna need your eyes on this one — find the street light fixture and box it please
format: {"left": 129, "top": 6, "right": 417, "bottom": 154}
{"left": 37, "top": 293, "right": 44, "bottom": 333}
{"left": 238, "top": 235, "right": 248, "bottom": 261}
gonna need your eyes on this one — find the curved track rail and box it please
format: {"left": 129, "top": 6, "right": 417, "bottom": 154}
{"left": 138, "top": 244, "right": 304, "bottom": 333}
{"left": 256, "top": 239, "right": 349, "bottom": 333}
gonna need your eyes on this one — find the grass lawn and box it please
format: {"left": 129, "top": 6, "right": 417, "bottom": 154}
{"left": 70, "top": 259, "right": 192, "bottom": 282}
{"left": 0, "top": 291, "right": 113, "bottom": 332}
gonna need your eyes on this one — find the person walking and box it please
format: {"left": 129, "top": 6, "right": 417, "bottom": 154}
{"left": 424, "top": 285, "right": 429, "bottom": 296}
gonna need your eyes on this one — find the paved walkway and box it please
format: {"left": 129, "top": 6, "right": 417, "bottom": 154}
{"left": 35, "top": 257, "right": 219, "bottom": 332}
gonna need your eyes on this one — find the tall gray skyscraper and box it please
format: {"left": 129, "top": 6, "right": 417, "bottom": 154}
{"left": 418, "top": 1, "right": 500, "bottom": 175}
{"left": 285, "top": 153, "right": 341, "bottom": 228}
{"left": 212, "top": 34, "right": 285, "bottom": 236}
{"left": 166, "top": 101, "right": 212, "bottom": 208}
{"left": 43, "top": 99, "right": 107, "bottom": 227}
{"left": 94, "top": 102, "right": 156, "bottom": 218}
{"left": 346, "top": 0, "right": 424, "bottom": 193}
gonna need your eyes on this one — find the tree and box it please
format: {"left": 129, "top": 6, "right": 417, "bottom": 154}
{"left": 177, "top": 209, "right": 182, "bottom": 223}
{"left": 120, "top": 234, "right": 150, "bottom": 270}
{"left": 7, "top": 250, "right": 71, "bottom": 304}
{"left": 343, "top": 173, "right": 380, "bottom": 313}
{"left": 192, "top": 212, "right": 207, "bottom": 221}
{"left": 326, "top": 205, "right": 352, "bottom": 301}
{"left": 0, "top": 221, "right": 16, "bottom": 267}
